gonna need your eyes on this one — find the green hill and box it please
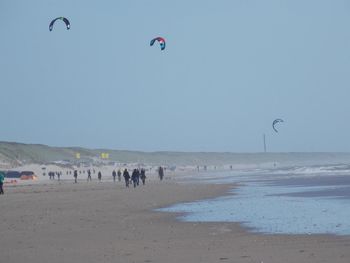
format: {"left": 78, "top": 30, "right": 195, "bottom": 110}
{"left": 1, "top": 141, "right": 350, "bottom": 168}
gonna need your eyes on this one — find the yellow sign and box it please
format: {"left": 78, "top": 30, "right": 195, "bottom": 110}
{"left": 75, "top": 153, "right": 80, "bottom": 159}
{"left": 100, "top": 153, "right": 109, "bottom": 159}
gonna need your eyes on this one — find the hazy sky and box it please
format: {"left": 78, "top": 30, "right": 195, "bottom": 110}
{"left": 1, "top": 0, "right": 350, "bottom": 152}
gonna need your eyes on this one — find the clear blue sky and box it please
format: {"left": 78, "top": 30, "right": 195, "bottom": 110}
{"left": 1, "top": 0, "right": 350, "bottom": 152}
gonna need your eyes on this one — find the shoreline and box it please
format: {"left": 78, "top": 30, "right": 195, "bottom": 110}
{"left": 1, "top": 178, "right": 350, "bottom": 263}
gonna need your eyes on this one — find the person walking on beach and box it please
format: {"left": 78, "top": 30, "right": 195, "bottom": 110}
{"left": 123, "top": 169, "right": 130, "bottom": 188}
{"left": 140, "top": 168, "right": 146, "bottom": 185}
{"left": 131, "top": 169, "right": 138, "bottom": 188}
{"left": 112, "top": 170, "right": 117, "bottom": 182}
{"left": 98, "top": 171, "right": 102, "bottom": 182}
{"left": 87, "top": 169, "right": 92, "bottom": 181}
{"left": 136, "top": 169, "right": 140, "bottom": 186}
{"left": 117, "top": 169, "right": 121, "bottom": 182}
{"left": 0, "top": 171, "right": 5, "bottom": 195}
{"left": 57, "top": 172, "right": 61, "bottom": 181}
{"left": 74, "top": 170, "right": 78, "bottom": 183}
{"left": 158, "top": 166, "right": 164, "bottom": 181}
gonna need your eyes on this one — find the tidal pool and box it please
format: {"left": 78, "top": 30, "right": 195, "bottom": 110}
{"left": 159, "top": 166, "right": 350, "bottom": 235}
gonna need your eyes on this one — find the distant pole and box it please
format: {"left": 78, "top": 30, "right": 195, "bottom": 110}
{"left": 263, "top": 133, "right": 267, "bottom": 153}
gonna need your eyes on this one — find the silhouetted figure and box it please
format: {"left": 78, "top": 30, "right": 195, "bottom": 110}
{"left": 123, "top": 169, "right": 130, "bottom": 188}
{"left": 158, "top": 166, "right": 164, "bottom": 181}
{"left": 117, "top": 169, "right": 122, "bottom": 182}
{"left": 98, "top": 171, "right": 102, "bottom": 182}
{"left": 0, "top": 171, "right": 5, "bottom": 195}
{"left": 136, "top": 169, "right": 140, "bottom": 186}
{"left": 140, "top": 168, "right": 146, "bottom": 185}
{"left": 74, "top": 170, "right": 78, "bottom": 183}
{"left": 57, "top": 172, "right": 61, "bottom": 181}
{"left": 112, "top": 170, "right": 117, "bottom": 182}
{"left": 87, "top": 169, "right": 92, "bottom": 181}
{"left": 131, "top": 169, "right": 138, "bottom": 188}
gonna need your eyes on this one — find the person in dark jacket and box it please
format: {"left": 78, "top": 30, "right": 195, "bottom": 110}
{"left": 131, "top": 169, "right": 138, "bottom": 188}
{"left": 123, "top": 169, "right": 130, "bottom": 188}
{"left": 117, "top": 169, "right": 122, "bottom": 182}
{"left": 158, "top": 166, "right": 164, "bottom": 181}
{"left": 74, "top": 170, "right": 78, "bottom": 183}
{"left": 140, "top": 168, "right": 146, "bottom": 185}
{"left": 136, "top": 169, "right": 140, "bottom": 186}
{"left": 98, "top": 171, "right": 102, "bottom": 182}
{"left": 87, "top": 169, "right": 92, "bottom": 181}
{"left": 112, "top": 170, "right": 117, "bottom": 182}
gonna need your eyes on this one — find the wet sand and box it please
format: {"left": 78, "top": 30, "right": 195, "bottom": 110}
{"left": 1, "top": 179, "right": 350, "bottom": 263}
{"left": 265, "top": 175, "right": 350, "bottom": 199}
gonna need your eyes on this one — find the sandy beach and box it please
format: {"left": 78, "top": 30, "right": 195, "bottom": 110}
{"left": 0, "top": 178, "right": 349, "bottom": 263}
{"left": 2, "top": 0, "right": 350, "bottom": 261}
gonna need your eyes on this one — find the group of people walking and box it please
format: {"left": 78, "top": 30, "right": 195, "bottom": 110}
{"left": 74, "top": 169, "right": 104, "bottom": 183}
{"left": 122, "top": 168, "right": 147, "bottom": 188}
{"left": 0, "top": 166, "right": 166, "bottom": 195}
{"left": 70, "top": 167, "right": 167, "bottom": 187}
{"left": 48, "top": 171, "right": 62, "bottom": 180}
{"left": 72, "top": 168, "right": 150, "bottom": 188}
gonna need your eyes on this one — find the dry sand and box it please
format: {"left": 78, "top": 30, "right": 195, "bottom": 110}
{"left": 1, "top": 178, "right": 350, "bottom": 263}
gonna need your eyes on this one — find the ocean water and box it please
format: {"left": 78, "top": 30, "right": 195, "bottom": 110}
{"left": 159, "top": 165, "right": 350, "bottom": 235}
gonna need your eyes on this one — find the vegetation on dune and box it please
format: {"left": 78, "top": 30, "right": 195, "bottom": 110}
{"left": 0, "top": 141, "right": 350, "bottom": 167}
